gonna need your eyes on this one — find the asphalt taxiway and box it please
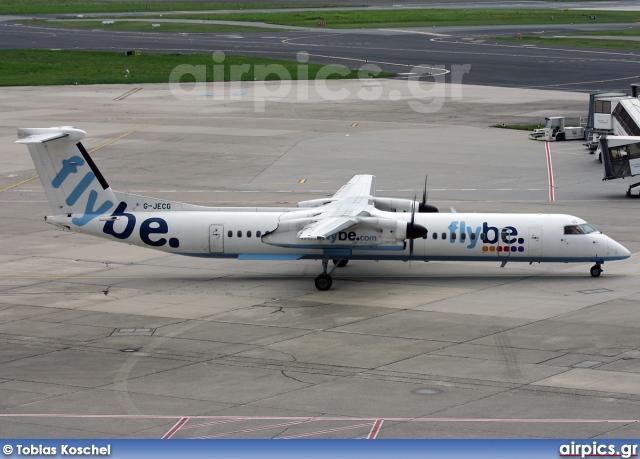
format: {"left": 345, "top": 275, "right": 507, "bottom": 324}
{"left": 1, "top": 79, "right": 639, "bottom": 438}
{"left": 2, "top": 19, "right": 640, "bottom": 91}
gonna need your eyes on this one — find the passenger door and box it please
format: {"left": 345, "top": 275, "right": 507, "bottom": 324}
{"left": 209, "top": 225, "right": 224, "bottom": 253}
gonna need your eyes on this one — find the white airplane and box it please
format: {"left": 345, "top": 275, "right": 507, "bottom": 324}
{"left": 17, "top": 126, "right": 631, "bottom": 290}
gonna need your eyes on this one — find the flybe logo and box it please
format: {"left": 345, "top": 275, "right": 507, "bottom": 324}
{"left": 52, "top": 155, "right": 113, "bottom": 226}
{"left": 448, "top": 221, "right": 525, "bottom": 253}
{"left": 103, "top": 202, "right": 180, "bottom": 248}
{"left": 53, "top": 154, "right": 180, "bottom": 249}
{"left": 326, "top": 231, "right": 377, "bottom": 243}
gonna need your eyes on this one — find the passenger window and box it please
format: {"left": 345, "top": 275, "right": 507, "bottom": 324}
{"left": 247, "top": 231, "right": 252, "bottom": 238}
{"left": 461, "top": 233, "right": 466, "bottom": 241}
{"left": 256, "top": 230, "right": 261, "bottom": 237}
{"left": 227, "top": 230, "right": 232, "bottom": 237}
{"left": 470, "top": 233, "right": 476, "bottom": 240}
{"left": 441, "top": 232, "right": 446, "bottom": 239}
{"left": 433, "top": 233, "right": 437, "bottom": 240}
{"left": 422, "top": 230, "right": 428, "bottom": 239}
{"left": 451, "top": 233, "right": 456, "bottom": 240}
{"left": 237, "top": 231, "right": 242, "bottom": 237}
{"left": 480, "top": 233, "right": 486, "bottom": 241}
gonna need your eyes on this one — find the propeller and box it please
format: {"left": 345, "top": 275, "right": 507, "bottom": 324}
{"left": 407, "top": 194, "right": 428, "bottom": 259}
{"left": 410, "top": 195, "right": 416, "bottom": 259}
{"left": 418, "top": 174, "right": 439, "bottom": 213}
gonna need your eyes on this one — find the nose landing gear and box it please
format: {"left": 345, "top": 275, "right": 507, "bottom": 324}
{"left": 590, "top": 264, "right": 603, "bottom": 277}
{"left": 315, "top": 273, "right": 332, "bottom": 291}
{"left": 314, "top": 257, "right": 347, "bottom": 291}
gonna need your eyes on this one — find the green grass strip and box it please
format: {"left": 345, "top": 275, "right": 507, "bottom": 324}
{"left": 577, "top": 29, "right": 640, "bottom": 37}
{"left": 167, "top": 9, "right": 640, "bottom": 29}
{"left": 0, "top": 49, "right": 393, "bottom": 87}
{"left": 0, "top": 1, "right": 340, "bottom": 15}
{"left": 28, "top": 20, "right": 287, "bottom": 33}
{"left": 492, "top": 124, "right": 542, "bottom": 131}
{"left": 492, "top": 36, "right": 640, "bottom": 51}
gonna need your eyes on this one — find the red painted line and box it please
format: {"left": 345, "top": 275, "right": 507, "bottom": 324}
{"left": 279, "top": 422, "right": 376, "bottom": 439}
{"left": 545, "top": 141, "right": 555, "bottom": 202}
{"left": 183, "top": 418, "right": 248, "bottom": 429}
{"left": 162, "top": 417, "right": 189, "bottom": 440}
{"left": 194, "top": 419, "right": 316, "bottom": 439}
{"left": 367, "top": 419, "right": 384, "bottom": 439}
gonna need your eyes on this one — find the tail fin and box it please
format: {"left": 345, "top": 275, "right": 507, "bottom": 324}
{"left": 16, "top": 127, "right": 117, "bottom": 226}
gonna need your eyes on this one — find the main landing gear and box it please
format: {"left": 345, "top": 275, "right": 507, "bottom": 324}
{"left": 314, "top": 258, "right": 348, "bottom": 291}
{"left": 590, "top": 264, "right": 603, "bottom": 277}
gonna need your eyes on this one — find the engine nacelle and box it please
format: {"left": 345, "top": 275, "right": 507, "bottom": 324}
{"left": 373, "top": 197, "right": 438, "bottom": 213}
{"left": 262, "top": 216, "right": 425, "bottom": 249}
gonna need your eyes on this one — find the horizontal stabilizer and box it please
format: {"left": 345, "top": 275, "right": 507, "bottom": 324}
{"left": 15, "top": 133, "right": 69, "bottom": 144}
{"left": 16, "top": 126, "right": 86, "bottom": 144}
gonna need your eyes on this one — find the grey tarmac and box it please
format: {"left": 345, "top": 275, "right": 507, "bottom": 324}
{"left": 0, "top": 79, "right": 639, "bottom": 438}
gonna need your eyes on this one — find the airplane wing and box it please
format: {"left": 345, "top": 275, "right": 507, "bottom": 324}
{"left": 296, "top": 175, "right": 376, "bottom": 240}
{"left": 331, "top": 175, "right": 376, "bottom": 199}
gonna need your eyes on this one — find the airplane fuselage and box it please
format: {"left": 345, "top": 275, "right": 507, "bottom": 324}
{"left": 19, "top": 126, "right": 630, "bottom": 290}
{"left": 48, "top": 209, "right": 628, "bottom": 265}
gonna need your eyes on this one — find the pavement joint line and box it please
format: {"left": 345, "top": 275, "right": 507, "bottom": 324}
{"left": 0, "top": 273, "right": 634, "bottom": 279}
{"left": 114, "top": 87, "right": 142, "bottom": 101}
{"left": 0, "top": 125, "right": 146, "bottom": 193}
{"left": 384, "top": 28, "right": 451, "bottom": 37}
{"left": 0, "top": 414, "right": 638, "bottom": 423}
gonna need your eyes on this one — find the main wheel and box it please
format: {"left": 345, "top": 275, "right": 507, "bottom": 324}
{"left": 315, "top": 273, "right": 333, "bottom": 291}
{"left": 590, "top": 265, "right": 602, "bottom": 277}
{"left": 332, "top": 259, "right": 349, "bottom": 268}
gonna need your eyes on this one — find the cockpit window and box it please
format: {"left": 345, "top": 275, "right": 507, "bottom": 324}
{"left": 565, "top": 224, "right": 599, "bottom": 235}
{"left": 579, "top": 224, "right": 597, "bottom": 234}
{"left": 564, "top": 225, "right": 585, "bottom": 235}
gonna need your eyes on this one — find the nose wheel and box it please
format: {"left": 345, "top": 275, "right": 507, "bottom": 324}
{"left": 590, "top": 264, "right": 602, "bottom": 277}
{"left": 314, "top": 273, "right": 333, "bottom": 291}
{"left": 314, "top": 257, "right": 347, "bottom": 290}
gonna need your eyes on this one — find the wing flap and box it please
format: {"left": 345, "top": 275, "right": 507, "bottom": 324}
{"left": 298, "top": 216, "right": 358, "bottom": 240}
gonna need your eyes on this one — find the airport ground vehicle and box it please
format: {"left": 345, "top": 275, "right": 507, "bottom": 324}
{"left": 529, "top": 117, "right": 585, "bottom": 141}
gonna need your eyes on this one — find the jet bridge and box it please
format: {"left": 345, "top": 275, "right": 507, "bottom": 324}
{"left": 583, "top": 85, "right": 640, "bottom": 150}
{"left": 600, "top": 135, "right": 640, "bottom": 196}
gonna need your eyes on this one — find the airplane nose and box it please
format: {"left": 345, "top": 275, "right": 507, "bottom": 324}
{"left": 621, "top": 244, "right": 631, "bottom": 258}
{"left": 607, "top": 237, "right": 631, "bottom": 259}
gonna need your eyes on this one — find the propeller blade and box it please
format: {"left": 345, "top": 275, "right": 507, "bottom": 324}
{"left": 410, "top": 194, "right": 416, "bottom": 259}
{"left": 418, "top": 173, "right": 439, "bottom": 213}
{"left": 422, "top": 174, "right": 428, "bottom": 206}
{"left": 411, "top": 194, "right": 416, "bottom": 226}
